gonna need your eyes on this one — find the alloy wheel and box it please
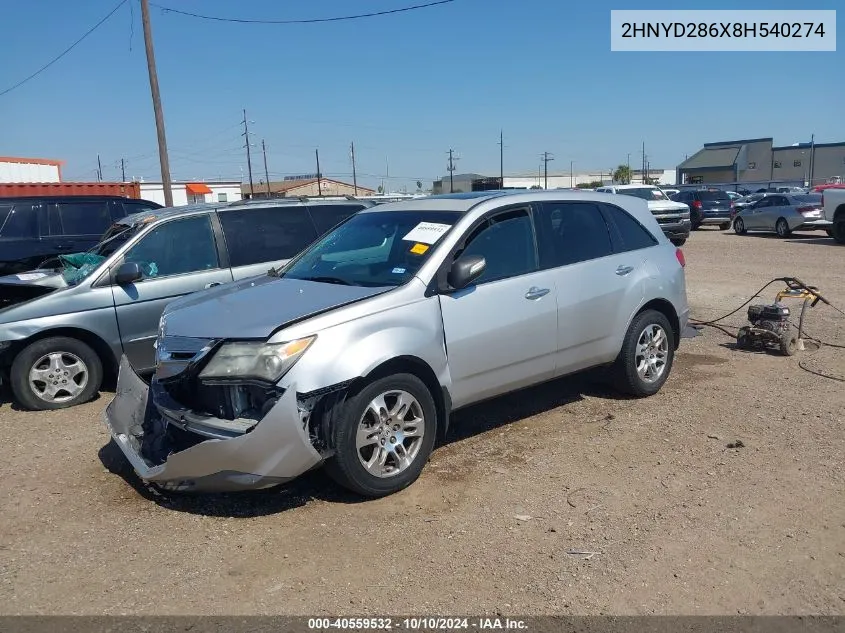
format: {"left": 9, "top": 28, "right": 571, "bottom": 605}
{"left": 635, "top": 324, "right": 669, "bottom": 384}
{"left": 355, "top": 390, "right": 426, "bottom": 478}
{"left": 28, "top": 352, "right": 89, "bottom": 404}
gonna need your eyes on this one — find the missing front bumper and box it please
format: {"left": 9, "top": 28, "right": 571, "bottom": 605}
{"left": 104, "top": 356, "right": 323, "bottom": 492}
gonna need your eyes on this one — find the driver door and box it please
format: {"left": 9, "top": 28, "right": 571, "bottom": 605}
{"left": 110, "top": 214, "right": 232, "bottom": 372}
{"left": 438, "top": 207, "right": 558, "bottom": 408}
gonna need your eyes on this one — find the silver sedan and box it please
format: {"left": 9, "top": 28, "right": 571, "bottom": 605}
{"left": 733, "top": 193, "right": 831, "bottom": 238}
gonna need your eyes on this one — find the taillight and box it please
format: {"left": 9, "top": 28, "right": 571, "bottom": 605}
{"left": 691, "top": 200, "right": 702, "bottom": 209}
{"left": 797, "top": 205, "right": 821, "bottom": 216}
{"left": 675, "top": 248, "right": 686, "bottom": 267}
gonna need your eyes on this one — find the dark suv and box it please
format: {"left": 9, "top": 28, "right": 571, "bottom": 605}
{"left": 670, "top": 189, "right": 734, "bottom": 230}
{"left": 0, "top": 196, "right": 163, "bottom": 277}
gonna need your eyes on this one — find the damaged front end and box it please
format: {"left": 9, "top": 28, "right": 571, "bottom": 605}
{"left": 104, "top": 355, "right": 324, "bottom": 492}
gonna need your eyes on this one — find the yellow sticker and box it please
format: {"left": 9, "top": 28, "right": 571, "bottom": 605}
{"left": 410, "top": 243, "right": 429, "bottom": 255}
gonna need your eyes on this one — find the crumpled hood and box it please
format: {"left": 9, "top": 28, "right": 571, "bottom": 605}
{"left": 161, "top": 274, "right": 391, "bottom": 340}
{"left": 0, "top": 270, "right": 66, "bottom": 311}
{"left": 647, "top": 200, "right": 688, "bottom": 213}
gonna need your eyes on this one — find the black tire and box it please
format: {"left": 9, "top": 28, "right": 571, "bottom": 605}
{"left": 775, "top": 217, "right": 791, "bottom": 238}
{"left": 719, "top": 222, "right": 731, "bottom": 231}
{"left": 734, "top": 217, "right": 747, "bottom": 235}
{"left": 780, "top": 335, "right": 797, "bottom": 357}
{"left": 324, "top": 373, "right": 437, "bottom": 497}
{"left": 612, "top": 309, "right": 675, "bottom": 397}
{"left": 10, "top": 337, "right": 103, "bottom": 411}
{"left": 832, "top": 220, "right": 845, "bottom": 244}
{"left": 825, "top": 229, "right": 833, "bottom": 238}
{"left": 691, "top": 222, "right": 701, "bottom": 231}
{"left": 670, "top": 238, "right": 686, "bottom": 247}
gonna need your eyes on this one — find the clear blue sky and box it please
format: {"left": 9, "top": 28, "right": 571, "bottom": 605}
{"left": 1, "top": 0, "right": 842, "bottom": 191}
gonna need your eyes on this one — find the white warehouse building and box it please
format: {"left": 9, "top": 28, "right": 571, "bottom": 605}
{"left": 139, "top": 181, "right": 243, "bottom": 206}
{"left": 0, "top": 156, "right": 63, "bottom": 183}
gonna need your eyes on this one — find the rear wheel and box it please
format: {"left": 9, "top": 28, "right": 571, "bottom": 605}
{"left": 613, "top": 310, "right": 675, "bottom": 397}
{"left": 325, "top": 373, "right": 437, "bottom": 497}
{"left": 832, "top": 220, "right": 845, "bottom": 244}
{"left": 775, "top": 217, "right": 791, "bottom": 238}
{"left": 10, "top": 337, "right": 103, "bottom": 410}
{"left": 734, "top": 217, "right": 747, "bottom": 235}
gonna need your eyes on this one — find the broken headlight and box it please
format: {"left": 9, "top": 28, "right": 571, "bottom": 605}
{"left": 198, "top": 336, "right": 315, "bottom": 383}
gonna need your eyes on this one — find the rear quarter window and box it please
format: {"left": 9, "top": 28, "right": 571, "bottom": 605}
{"left": 601, "top": 204, "right": 658, "bottom": 252}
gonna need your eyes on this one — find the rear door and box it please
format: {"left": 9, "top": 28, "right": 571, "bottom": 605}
{"left": 218, "top": 205, "right": 320, "bottom": 281}
{"left": 46, "top": 199, "right": 114, "bottom": 255}
{"left": 110, "top": 213, "right": 233, "bottom": 371}
{"left": 534, "top": 201, "right": 645, "bottom": 374}
{"left": 438, "top": 206, "right": 558, "bottom": 407}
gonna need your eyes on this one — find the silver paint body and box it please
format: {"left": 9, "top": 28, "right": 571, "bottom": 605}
{"left": 105, "top": 191, "right": 690, "bottom": 491}
{"left": 734, "top": 193, "right": 831, "bottom": 233}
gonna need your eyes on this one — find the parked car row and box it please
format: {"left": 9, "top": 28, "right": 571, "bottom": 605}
{"left": 731, "top": 193, "right": 829, "bottom": 237}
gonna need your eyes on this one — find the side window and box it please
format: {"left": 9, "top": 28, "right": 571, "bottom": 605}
{"left": 55, "top": 201, "right": 112, "bottom": 235}
{"left": 219, "top": 206, "right": 319, "bottom": 267}
{"left": 122, "top": 215, "right": 218, "bottom": 280}
{"left": 756, "top": 197, "right": 772, "bottom": 208}
{"left": 538, "top": 202, "right": 612, "bottom": 268}
{"left": 309, "top": 204, "right": 364, "bottom": 235}
{"left": 601, "top": 204, "right": 658, "bottom": 252}
{"left": 775, "top": 196, "right": 790, "bottom": 206}
{"left": 457, "top": 209, "right": 537, "bottom": 284}
{"left": 0, "top": 202, "right": 39, "bottom": 239}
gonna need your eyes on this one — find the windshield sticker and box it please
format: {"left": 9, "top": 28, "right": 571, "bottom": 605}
{"left": 15, "top": 272, "right": 48, "bottom": 281}
{"left": 410, "top": 243, "right": 429, "bottom": 255}
{"left": 391, "top": 267, "right": 406, "bottom": 274}
{"left": 402, "top": 222, "right": 451, "bottom": 244}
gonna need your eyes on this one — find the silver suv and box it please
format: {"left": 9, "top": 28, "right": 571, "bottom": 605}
{"left": 106, "top": 190, "right": 689, "bottom": 497}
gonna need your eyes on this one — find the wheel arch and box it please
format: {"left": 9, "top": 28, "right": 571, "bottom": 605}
{"left": 637, "top": 299, "right": 680, "bottom": 349}
{"left": 5, "top": 327, "right": 118, "bottom": 384}
{"left": 834, "top": 204, "right": 845, "bottom": 222}
{"left": 349, "top": 355, "right": 451, "bottom": 441}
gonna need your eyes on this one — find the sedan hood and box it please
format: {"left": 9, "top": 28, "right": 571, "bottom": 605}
{"left": 0, "top": 270, "right": 66, "bottom": 310}
{"left": 161, "top": 274, "right": 391, "bottom": 340}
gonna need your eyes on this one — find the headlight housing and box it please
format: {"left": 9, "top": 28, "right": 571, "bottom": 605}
{"left": 198, "top": 336, "right": 316, "bottom": 383}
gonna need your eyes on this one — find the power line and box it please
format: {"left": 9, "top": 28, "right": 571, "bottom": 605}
{"left": 0, "top": 0, "right": 128, "bottom": 98}
{"left": 149, "top": 0, "right": 456, "bottom": 24}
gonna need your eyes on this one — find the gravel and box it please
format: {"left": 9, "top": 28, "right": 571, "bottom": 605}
{"left": 0, "top": 228, "right": 843, "bottom": 615}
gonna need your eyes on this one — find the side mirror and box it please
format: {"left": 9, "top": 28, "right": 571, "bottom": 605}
{"left": 447, "top": 254, "right": 486, "bottom": 290}
{"left": 114, "top": 261, "right": 143, "bottom": 285}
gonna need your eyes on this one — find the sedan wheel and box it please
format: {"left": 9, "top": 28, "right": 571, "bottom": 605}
{"left": 29, "top": 352, "right": 89, "bottom": 404}
{"left": 635, "top": 324, "right": 670, "bottom": 384}
{"left": 326, "top": 373, "right": 437, "bottom": 497}
{"left": 734, "top": 217, "right": 746, "bottom": 234}
{"left": 776, "top": 218, "right": 791, "bottom": 238}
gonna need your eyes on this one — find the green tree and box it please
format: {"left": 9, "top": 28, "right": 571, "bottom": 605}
{"left": 613, "top": 165, "right": 632, "bottom": 184}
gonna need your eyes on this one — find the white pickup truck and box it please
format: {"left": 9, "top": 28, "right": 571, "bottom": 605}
{"left": 822, "top": 188, "right": 845, "bottom": 244}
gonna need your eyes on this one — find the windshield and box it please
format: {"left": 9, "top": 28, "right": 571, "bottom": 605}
{"left": 59, "top": 222, "right": 140, "bottom": 286}
{"left": 281, "top": 210, "right": 462, "bottom": 288}
{"left": 616, "top": 188, "right": 669, "bottom": 201}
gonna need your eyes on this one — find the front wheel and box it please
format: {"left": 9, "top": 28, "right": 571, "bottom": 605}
{"left": 832, "top": 220, "right": 845, "bottom": 244}
{"left": 325, "top": 373, "right": 437, "bottom": 497}
{"left": 10, "top": 336, "right": 103, "bottom": 410}
{"left": 613, "top": 309, "right": 675, "bottom": 397}
{"left": 734, "top": 217, "right": 747, "bottom": 235}
{"left": 775, "top": 217, "right": 791, "bottom": 238}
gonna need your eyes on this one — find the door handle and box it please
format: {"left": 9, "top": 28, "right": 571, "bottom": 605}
{"left": 205, "top": 282, "right": 222, "bottom": 289}
{"left": 525, "top": 286, "right": 550, "bottom": 300}
{"left": 615, "top": 265, "right": 634, "bottom": 276}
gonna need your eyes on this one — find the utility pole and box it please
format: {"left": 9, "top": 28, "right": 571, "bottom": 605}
{"left": 627, "top": 153, "right": 631, "bottom": 183}
{"left": 350, "top": 142, "right": 358, "bottom": 195}
{"left": 498, "top": 130, "right": 504, "bottom": 188}
{"left": 140, "top": 0, "right": 173, "bottom": 206}
{"left": 809, "top": 133, "right": 815, "bottom": 187}
{"left": 315, "top": 149, "right": 322, "bottom": 196}
{"left": 386, "top": 155, "right": 390, "bottom": 194}
{"left": 97, "top": 154, "right": 102, "bottom": 181}
{"left": 120, "top": 158, "right": 126, "bottom": 182}
{"left": 261, "top": 139, "right": 271, "bottom": 197}
{"left": 242, "top": 109, "right": 255, "bottom": 198}
{"left": 447, "top": 149, "right": 458, "bottom": 193}
{"left": 570, "top": 160, "right": 574, "bottom": 188}
{"left": 542, "top": 151, "right": 554, "bottom": 189}
{"left": 641, "top": 141, "right": 646, "bottom": 185}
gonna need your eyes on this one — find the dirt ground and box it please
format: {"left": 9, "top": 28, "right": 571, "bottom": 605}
{"left": 1, "top": 229, "right": 843, "bottom": 616}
